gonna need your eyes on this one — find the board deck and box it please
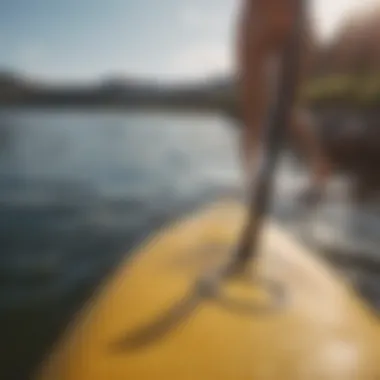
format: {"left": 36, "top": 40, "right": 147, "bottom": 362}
{"left": 36, "top": 200, "right": 380, "bottom": 380}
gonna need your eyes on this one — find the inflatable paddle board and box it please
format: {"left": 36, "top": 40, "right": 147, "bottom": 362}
{"left": 36, "top": 200, "right": 380, "bottom": 380}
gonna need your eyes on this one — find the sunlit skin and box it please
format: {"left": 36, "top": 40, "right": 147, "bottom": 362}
{"left": 237, "top": 0, "right": 331, "bottom": 195}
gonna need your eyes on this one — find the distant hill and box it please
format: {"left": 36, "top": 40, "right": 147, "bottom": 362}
{"left": 0, "top": 70, "right": 237, "bottom": 114}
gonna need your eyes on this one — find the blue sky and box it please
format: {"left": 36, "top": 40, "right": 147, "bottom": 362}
{"left": 0, "top": 0, "right": 377, "bottom": 83}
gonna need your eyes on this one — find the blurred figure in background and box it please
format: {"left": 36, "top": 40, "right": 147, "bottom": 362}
{"left": 236, "top": 0, "right": 332, "bottom": 203}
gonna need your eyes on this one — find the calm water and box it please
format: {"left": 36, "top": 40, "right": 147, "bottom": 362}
{"left": 0, "top": 109, "right": 378, "bottom": 379}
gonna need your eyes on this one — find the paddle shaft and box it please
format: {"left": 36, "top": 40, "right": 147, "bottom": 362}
{"left": 233, "top": 0, "right": 306, "bottom": 269}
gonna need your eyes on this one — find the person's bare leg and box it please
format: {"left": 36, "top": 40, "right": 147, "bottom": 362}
{"left": 237, "top": 0, "right": 332, "bottom": 207}
{"left": 237, "top": 0, "right": 296, "bottom": 189}
{"left": 236, "top": 0, "right": 267, "bottom": 184}
{"left": 230, "top": 0, "right": 297, "bottom": 274}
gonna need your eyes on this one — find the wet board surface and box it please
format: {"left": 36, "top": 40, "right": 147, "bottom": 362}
{"left": 36, "top": 200, "right": 380, "bottom": 380}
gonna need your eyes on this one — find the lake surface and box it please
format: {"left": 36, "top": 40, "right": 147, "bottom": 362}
{"left": 0, "top": 109, "right": 378, "bottom": 379}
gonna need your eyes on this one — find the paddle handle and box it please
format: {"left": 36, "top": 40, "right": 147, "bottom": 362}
{"left": 233, "top": 0, "right": 307, "bottom": 270}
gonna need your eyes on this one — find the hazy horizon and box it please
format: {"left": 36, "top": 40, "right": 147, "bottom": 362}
{"left": 1, "top": 0, "right": 379, "bottom": 84}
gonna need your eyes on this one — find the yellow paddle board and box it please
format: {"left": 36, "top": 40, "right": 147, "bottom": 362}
{"left": 36, "top": 200, "right": 380, "bottom": 380}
